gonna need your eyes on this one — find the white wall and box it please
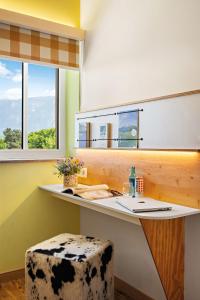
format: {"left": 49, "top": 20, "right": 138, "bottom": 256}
{"left": 81, "top": 0, "right": 200, "bottom": 111}
{"left": 80, "top": 1, "right": 200, "bottom": 297}
{"left": 80, "top": 208, "right": 166, "bottom": 300}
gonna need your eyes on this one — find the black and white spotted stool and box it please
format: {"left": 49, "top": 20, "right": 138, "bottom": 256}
{"left": 25, "top": 233, "right": 114, "bottom": 300}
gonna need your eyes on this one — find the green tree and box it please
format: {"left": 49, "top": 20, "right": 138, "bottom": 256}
{"left": 0, "top": 128, "right": 56, "bottom": 150}
{"left": 3, "top": 128, "right": 21, "bottom": 149}
{"left": 0, "top": 138, "right": 7, "bottom": 149}
{"left": 28, "top": 128, "right": 56, "bottom": 149}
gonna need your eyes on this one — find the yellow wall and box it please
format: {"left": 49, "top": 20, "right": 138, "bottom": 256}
{"left": 0, "top": 0, "right": 80, "bottom": 273}
{"left": 0, "top": 162, "right": 80, "bottom": 273}
{"left": 0, "top": 0, "right": 80, "bottom": 27}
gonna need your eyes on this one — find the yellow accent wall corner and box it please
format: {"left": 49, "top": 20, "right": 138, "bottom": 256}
{"left": 0, "top": 0, "right": 80, "bottom": 27}
{"left": 0, "top": 162, "right": 80, "bottom": 273}
{"left": 0, "top": 0, "right": 80, "bottom": 273}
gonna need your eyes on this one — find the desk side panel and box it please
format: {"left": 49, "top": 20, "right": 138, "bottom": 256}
{"left": 80, "top": 207, "right": 166, "bottom": 300}
{"left": 185, "top": 214, "right": 200, "bottom": 300}
{"left": 141, "top": 218, "right": 184, "bottom": 300}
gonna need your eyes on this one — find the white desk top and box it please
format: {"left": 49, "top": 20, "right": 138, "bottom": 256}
{"left": 39, "top": 184, "right": 200, "bottom": 225}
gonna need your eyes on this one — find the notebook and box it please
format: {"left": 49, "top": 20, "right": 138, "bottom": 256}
{"left": 116, "top": 198, "right": 172, "bottom": 213}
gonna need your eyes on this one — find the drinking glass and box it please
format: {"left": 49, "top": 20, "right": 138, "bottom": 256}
{"left": 122, "top": 182, "right": 130, "bottom": 196}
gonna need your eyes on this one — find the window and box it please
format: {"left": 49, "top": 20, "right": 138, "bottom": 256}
{"left": 27, "top": 64, "right": 57, "bottom": 150}
{"left": 0, "top": 60, "right": 22, "bottom": 150}
{"left": 0, "top": 58, "right": 65, "bottom": 160}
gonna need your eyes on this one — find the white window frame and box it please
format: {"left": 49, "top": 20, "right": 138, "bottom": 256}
{"left": 0, "top": 63, "right": 66, "bottom": 161}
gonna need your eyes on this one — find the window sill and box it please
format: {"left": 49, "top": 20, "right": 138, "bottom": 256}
{"left": 0, "top": 149, "right": 66, "bottom": 162}
{"left": 0, "top": 158, "right": 65, "bottom": 163}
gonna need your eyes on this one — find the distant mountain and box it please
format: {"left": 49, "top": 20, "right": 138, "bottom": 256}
{"left": 0, "top": 97, "right": 55, "bottom": 137}
{"left": 119, "top": 125, "right": 136, "bottom": 132}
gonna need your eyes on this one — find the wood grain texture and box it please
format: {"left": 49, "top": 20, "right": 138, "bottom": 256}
{"left": 0, "top": 278, "right": 25, "bottom": 300}
{"left": 77, "top": 149, "right": 200, "bottom": 208}
{"left": 0, "top": 276, "right": 148, "bottom": 300}
{"left": 77, "top": 150, "right": 189, "bottom": 300}
{"left": 140, "top": 218, "right": 184, "bottom": 300}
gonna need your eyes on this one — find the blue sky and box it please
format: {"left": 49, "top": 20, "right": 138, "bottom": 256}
{"left": 0, "top": 58, "right": 56, "bottom": 100}
{"left": 118, "top": 111, "right": 138, "bottom": 128}
{"left": 28, "top": 63, "right": 56, "bottom": 98}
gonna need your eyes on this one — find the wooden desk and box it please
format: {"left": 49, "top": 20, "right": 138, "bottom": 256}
{"left": 40, "top": 184, "right": 200, "bottom": 300}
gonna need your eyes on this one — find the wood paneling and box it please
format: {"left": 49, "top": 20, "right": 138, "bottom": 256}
{"left": 140, "top": 218, "right": 184, "bottom": 300}
{"left": 77, "top": 149, "right": 200, "bottom": 208}
{"left": 77, "top": 149, "right": 196, "bottom": 300}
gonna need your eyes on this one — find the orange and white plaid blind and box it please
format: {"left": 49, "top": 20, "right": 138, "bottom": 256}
{"left": 0, "top": 23, "right": 79, "bottom": 68}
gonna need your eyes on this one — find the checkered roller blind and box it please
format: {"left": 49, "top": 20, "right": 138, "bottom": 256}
{"left": 0, "top": 23, "right": 79, "bottom": 68}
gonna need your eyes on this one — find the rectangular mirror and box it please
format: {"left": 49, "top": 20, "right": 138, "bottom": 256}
{"left": 75, "top": 92, "right": 200, "bottom": 150}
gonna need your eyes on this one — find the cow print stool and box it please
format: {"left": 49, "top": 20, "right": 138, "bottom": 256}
{"left": 25, "top": 233, "right": 114, "bottom": 300}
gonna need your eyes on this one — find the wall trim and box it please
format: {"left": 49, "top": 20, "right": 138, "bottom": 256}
{"left": 0, "top": 159, "right": 58, "bottom": 164}
{"left": 79, "top": 89, "right": 200, "bottom": 113}
{"left": 0, "top": 269, "right": 24, "bottom": 283}
{"left": 0, "top": 269, "right": 153, "bottom": 299}
{"left": 115, "top": 276, "right": 154, "bottom": 300}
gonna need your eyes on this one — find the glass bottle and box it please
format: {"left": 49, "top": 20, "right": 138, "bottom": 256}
{"left": 129, "top": 166, "right": 136, "bottom": 197}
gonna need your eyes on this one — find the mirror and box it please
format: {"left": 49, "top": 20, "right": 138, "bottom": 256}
{"left": 75, "top": 92, "right": 200, "bottom": 150}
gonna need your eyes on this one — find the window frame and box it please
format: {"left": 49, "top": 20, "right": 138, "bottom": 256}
{"left": 0, "top": 60, "right": 66, "bottom": 161}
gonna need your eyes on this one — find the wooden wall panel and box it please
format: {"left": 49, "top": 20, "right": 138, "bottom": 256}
{"left": 140, "top": 218, "right": 184, "bottom": 300}
{"left": 77, "top": 149, "right": 200, "bottom": 208}
{"left": 76, "top": 149, "right": 192, "bottom": 300}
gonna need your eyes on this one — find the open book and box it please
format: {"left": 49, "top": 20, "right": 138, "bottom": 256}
{"left": 62, "top": 184, "right": 121, "bottom": 200}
